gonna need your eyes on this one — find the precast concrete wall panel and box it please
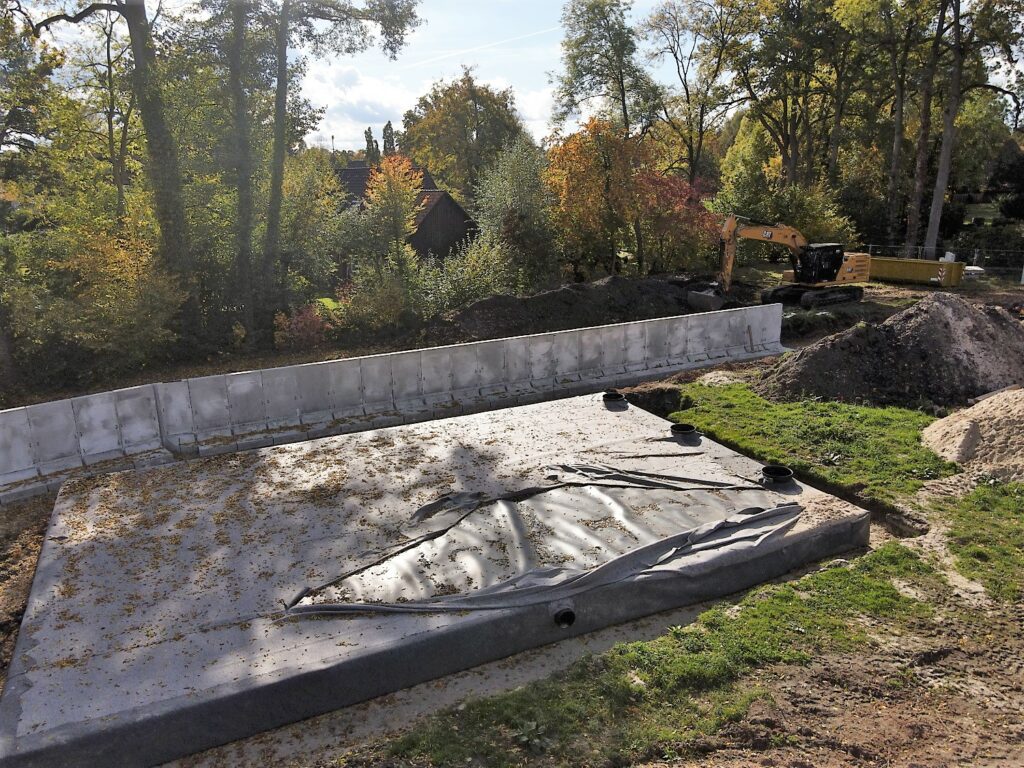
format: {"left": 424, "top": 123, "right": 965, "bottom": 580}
{"left": 475, "top": 340, "right": 508, "bottom": 398}
{"left": 261, "top": 368, "right": 301, "bottom": 428}
{"left": 0, "top": 306, "right": 786, "bottom": 505}
{"left": 390, "top": 351, "right": 423, "bottom": 411}
{"left": 155, "top": 381, "right": 194, "bottom": 451}
{"left": 295, "top": 363, "right": 333, "bottom": 425}
{"left": 187, "top": 376, "right": 232, "bottom": 440}
{"left": 26, "top": 401, "right": 81, "bottom": 474}
{"left": 623, "top": 322, "right": 648, "bottom": 373}
{"left": 227, "top": 372, "right": 267, "bottom": 435}
{"left": 0, "top": 409, "right": 36, "bottom": 484}
{"left": 359, "top": 356, "right": 394, "bottom": 415}
{"left": 114, "top": 387, "right": 161, "bottom": 453}
{"left": 72, "top": 394, "right": 121, "bottom": 463}
{"left": 327, "top": 358, "right": 363, "bottom": 419}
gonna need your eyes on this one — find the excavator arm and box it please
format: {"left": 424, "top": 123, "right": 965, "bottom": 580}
{"left": 718, "top": 214, "right": 809, "bottom": 292}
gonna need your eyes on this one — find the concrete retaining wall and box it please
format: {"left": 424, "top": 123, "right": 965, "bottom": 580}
{"left": 0, "top": 305, "right": 785, "bottom": 505}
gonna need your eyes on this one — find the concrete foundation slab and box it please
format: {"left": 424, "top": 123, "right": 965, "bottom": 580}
{"left": 0, "top": 396, "right": 867, "bottom": 767}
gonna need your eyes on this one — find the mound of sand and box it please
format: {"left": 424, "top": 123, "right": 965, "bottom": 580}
{"left": 758, "top": 294, "right": 1024, "bottom": 406}
{"left": 922, "top": 388, "right": 1024, "bottom": 481}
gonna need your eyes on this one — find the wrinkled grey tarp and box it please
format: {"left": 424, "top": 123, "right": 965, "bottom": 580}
{"left": 288, "top": 462, "right": 802, "bottom": 616}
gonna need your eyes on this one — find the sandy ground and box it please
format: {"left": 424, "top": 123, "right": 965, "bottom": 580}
{"left": 922, "top": 387, "right": 1024, "bottom": 481}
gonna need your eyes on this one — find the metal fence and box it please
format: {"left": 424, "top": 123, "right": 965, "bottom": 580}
{"left": 863, "top": 244, "right": 1024, "bottom": 284}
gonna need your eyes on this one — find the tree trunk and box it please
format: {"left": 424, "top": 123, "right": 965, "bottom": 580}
{"left": 228, "top": 0, "right": 255, "bottom": 344}
{"left": 885, "top": 81, "right": 905, "bottom": 243}
{"left": 262, "top": 0, "right": 290, "bottom": 336}
{"left": 0, "top": 302, "right": 18, "bottom": 395}
{"left": 120, "top": 0, "right": 196, "bottom": 336}
{"left": 923, "top": 0, "right": 962, "bottom": 259}
{"left": 826, "top": 97, "right": 845, "bottom": 184}
{"left": 905, "top": 0, "right": 948, "bottom": 253}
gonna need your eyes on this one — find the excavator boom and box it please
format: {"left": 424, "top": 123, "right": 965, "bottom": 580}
{"left": 717, "top": 213, "right": 868, "bottom": 308}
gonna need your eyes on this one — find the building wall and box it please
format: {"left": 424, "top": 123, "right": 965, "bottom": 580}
{"left": 410, "top": 196, "right": 475, "bottom": 258}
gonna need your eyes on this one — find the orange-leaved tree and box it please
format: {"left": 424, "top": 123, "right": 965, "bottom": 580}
{"left": 545, "top": 118, "right": 642, "bottom": 278}
{"left": 364, "top": 154, "right": 424, "bottom": 275}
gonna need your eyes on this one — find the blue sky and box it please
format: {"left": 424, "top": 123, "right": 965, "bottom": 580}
{"left": 302, "top": 0, "right": 667, "bottom": 150}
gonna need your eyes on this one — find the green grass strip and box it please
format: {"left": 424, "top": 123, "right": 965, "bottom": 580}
{"left": 373, "top": 543, "right": 934, "bottom": 768}
{"left": 670, "top": 384, "right": 956, "bottom": 506}
{"left": 937, "top": 483, "right": 1024, "bottom": 602}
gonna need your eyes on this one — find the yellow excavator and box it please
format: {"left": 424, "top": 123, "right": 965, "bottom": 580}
{"left": 718, "top": 214, "right": 870, "bottom": 308}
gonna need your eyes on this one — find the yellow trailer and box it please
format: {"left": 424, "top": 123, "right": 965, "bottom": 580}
{"left": 864, "top": 255, "right": 965, "bottom": 287}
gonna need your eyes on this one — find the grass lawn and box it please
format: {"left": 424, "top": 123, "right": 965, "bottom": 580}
{"left": 360, "top": 544, "right": 935, "bottom": 768}
{"left": 936, "top": 483, "right": 1024, "bottom": 602}
{"left": 670, "top": 383, "right": 957, "bottom": 508}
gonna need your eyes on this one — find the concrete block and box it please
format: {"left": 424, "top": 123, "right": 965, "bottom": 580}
{"left": 115, "top": 387, "right": 161, "bottom": 453}
{"left": 644, "top": 318, "right": 672, "bottom": 369}
{"left": 504, "top": 337, "right": 532, "bottom": 390}
{"left": 390, "top": 351, "right": 422, "bottom": 408}
{"left": 189, "top": 376, "right": 232, "bottom": 438}
{"left": 359, "top": 356, "right": 393, "bottom": 414}
{"left": 449, "top": 344, "right": 480, "bottom": 394}
{"left": 577, "top": 327, "right": 604, "bottom": 380}
{"left": 72, "top": 393, "right": 122, "bottom": 463}
{"left": 666, "top": 316, "right": 689, "bottom": 363}
{"left": 475, "top": 340, "right": 506, "bottom": 395}
{"left": 685, "top": 315, "right": 710, "bottom": 363}
{"left": 295, "top": 363, "right": 333, "bottom": 424}
{"left": 0, "top": 408, "right": 35, "bottom": 475}
{"left": 528, "top": 334, "right": 557, "bottom": 389}
{"left": 420, "top": 347, "right": 454, "bottom": 407}
{"left": 197, "top": 441, "right": 237, "bottom": 457}
{"left": 155, "top": 381, "right": 194, "bottom": 444}
{"left": 623, "top": 321, "right": 647, "bottom": 372}
{"left": 262, "top": 367, "right": 301, "bottom": 428}
{"left": 327, "top": 359, "right": 363, "bottom": 418}
{"left": 26, "top": 401, "right": 80, "bottom": 467}
{"left": 599, "top": 324, "right": 628, "bottom": 373}
{"left": 549, "top": 331, "right": 581, "bottom": 381}
{"left": 227, "top": 372, "right": 267, "bottom": 434}
{"left": 236, "top": 434, "right": 275, "bottom": 452}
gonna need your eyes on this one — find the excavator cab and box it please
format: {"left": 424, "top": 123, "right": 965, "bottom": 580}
{"left": 718, "top": 215, "right": 869, "bottom": 308}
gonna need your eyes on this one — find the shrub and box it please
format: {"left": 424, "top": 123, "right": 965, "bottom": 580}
{"left": 273, "top": 304, "right": 333, "bottom": 351}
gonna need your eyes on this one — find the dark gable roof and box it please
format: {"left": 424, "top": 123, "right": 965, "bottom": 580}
{"left": 338, "top": 160, "right": 438, "bottom": 201}
{"left": 415, "top": 190, "right": 448, "bottom": 227}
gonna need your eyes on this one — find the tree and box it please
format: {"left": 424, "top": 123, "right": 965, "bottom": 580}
{"left": 262, "top": 0, "right": 419, "bottom": 333}
{"left": 474, "top": 136, "right": 556, "bottom": 287}
{"left": 364, "top": 154, "right": 422, "bottom": 273}
{"left": 401, "top": 68, "right": 525, "bottom": 200}
{"left": 555, "top": 0, "right": 660, "bottom": 138}
{"left": 382, "top": 119, "right": 396, "bottom": 155}
{"left": 69, "top": 11, "right": 138, "bottom": 224}
{"left": 0, "top": 11, "right": 62, "bottom": 155}
{"left": 545, "top": 118, "right": 641, "bottom": 277}
{"left": 364, "top": 125, "right": 380, "bottom": 164}
{"left": 634, "top": 170, "right": 718, "bottom": 272}
{"left": 31, "top": 0, "right": 194, "bottom": 305}
{"left": 643, "top": 0, "right": 744, "bottom": 184}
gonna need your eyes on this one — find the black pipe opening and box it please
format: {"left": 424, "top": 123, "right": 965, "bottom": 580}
{"left": 553, "top": 608, "right": 576, "bottom": 628}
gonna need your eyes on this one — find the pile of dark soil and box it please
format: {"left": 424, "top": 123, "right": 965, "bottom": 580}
{"left": 757, "top": 293, "right": 1024, "bottom": 406}
{"left": 430, "top": 275, "right": 700, "bottom": 342}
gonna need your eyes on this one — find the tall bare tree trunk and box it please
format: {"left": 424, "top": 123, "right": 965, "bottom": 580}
{"left": 228, "top": 1, "right": 255, "bottom": 343}
{"left": 885, "top": 35, "right": 912, "bottom": 244}
{"left": 262, "top": 0, "right": 290, "bottom": 337}
{"left": 905, "top": 0, "right": 948, "bottom": 254}
{"left": 924, "top": 0, "right": 962, "bottom": 259}
{"left": 120, "top": 0, "right": 196, "bottom": 336}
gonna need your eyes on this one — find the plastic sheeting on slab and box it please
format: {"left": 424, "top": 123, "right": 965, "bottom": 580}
{"left": 0, "top": 396, "right": 868, "bottom": 768}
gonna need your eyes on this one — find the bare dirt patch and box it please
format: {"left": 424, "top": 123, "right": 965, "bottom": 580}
{"left": 758, "top": 293, "right": 1024, "bottom": 407}
{"left": 0, "top": 494, "right": 54, "bottom": 693}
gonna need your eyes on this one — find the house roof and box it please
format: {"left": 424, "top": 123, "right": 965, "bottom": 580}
{"left": 415, "top": 190, "right": 450, "bottom": 226}
{"left": 338, "top": 161, "right": 437, "bottom": 201}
